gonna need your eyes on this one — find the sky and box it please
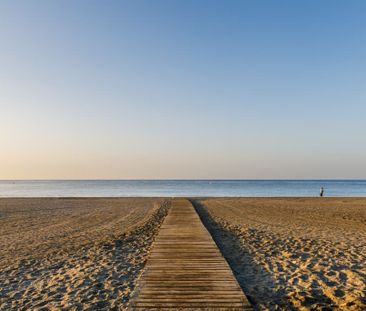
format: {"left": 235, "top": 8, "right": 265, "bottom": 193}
{"left": 1, "top": 1, "right": 366, "bottom": 179}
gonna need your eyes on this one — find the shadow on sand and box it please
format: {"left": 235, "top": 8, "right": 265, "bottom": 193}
{"left": 191, "top": 199, "right": 299, "bottom": 311}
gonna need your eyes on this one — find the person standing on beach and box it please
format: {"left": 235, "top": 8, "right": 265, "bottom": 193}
{"left": 320, "top": 186, "right": 325, "bottom": 197}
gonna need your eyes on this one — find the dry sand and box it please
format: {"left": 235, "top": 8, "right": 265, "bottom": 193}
{"left": 193, "top": 198, "right": 366, "bottom": 311}
{"left": 0, "top": 198, "right": 170, "bottom": 310}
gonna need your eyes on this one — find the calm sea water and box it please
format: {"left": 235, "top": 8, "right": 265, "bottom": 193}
{"left": 0, "top": 180, "right": 365, "bottom": 197}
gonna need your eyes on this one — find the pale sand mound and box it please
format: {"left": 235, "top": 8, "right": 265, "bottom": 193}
{"left": 194, "top": 198, "right": 366, "bottom": 311}
{"left": 0, "top": 198, "right": 170, "bottom": 310}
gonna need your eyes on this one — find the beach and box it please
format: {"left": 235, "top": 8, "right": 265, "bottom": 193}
{"left": 1, "top": 197, "right": 365, "bottom": 310}
{"left": 0, "top": 198, "right": 169, "bottom": 310}
{"left": 3, "top": 1, "right": 365, "bottom": 310}
{"left": 194, "top": 198, "right": 366, "bottom": 310}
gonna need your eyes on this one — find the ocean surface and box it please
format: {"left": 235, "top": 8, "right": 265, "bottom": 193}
{"left": 0, "top": 180, "right": 365, "bottom": 197}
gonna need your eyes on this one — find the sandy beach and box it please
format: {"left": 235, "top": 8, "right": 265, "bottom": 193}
{"left": 0, "top": 198, "right": 170, "bottom": 310}
{"left": 1, "top": 197, "right": 365, "bottom": 310}
{"left": 193, "top": 198, "right": 366, "bottom": 310}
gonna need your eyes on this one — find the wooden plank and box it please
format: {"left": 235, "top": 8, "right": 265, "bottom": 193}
{"left": 128, "top": 198, "right": 252, "bottom": 310}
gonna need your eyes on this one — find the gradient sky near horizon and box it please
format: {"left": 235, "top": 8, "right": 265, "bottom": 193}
{"left": 1, "top": 1, "right": 366, "bottom": 179}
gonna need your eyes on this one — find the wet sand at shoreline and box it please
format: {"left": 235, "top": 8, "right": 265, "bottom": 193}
{"left": 193, "top": 198, "right": 366, "bottom": 310}
{"left": 0, "top": 198, "right": 169, "bottom": 310}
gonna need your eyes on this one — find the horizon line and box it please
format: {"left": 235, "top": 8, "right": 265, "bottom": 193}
{"left": 1, "top": 178, "right": 366, "bottom": 181}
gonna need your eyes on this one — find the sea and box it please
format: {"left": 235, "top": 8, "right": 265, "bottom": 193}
{"left": 0, "top": 180, "right": 365, "bottom": 197}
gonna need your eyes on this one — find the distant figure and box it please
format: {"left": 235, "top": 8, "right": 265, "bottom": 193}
{"left": 320, "top": 186, "right": 324, "bottom": 197}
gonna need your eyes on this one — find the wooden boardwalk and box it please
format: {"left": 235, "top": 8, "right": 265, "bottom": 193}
{"left": 129, "top": 199, "right": 252, "bottom": 310}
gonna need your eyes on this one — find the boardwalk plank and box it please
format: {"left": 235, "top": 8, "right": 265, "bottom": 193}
{"left": 128, "top": 199, "right": 252, "bottom": 310}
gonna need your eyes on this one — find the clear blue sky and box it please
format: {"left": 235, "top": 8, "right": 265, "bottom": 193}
{"left": 1, "top": 1, "right": 365, "bottom": 179}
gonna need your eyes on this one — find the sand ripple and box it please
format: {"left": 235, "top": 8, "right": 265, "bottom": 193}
{"left": 0, "top": 198, "right": 170, "bottom": 310}
{"left": 195, "top": 198, "right": 366, "bottom": 310}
